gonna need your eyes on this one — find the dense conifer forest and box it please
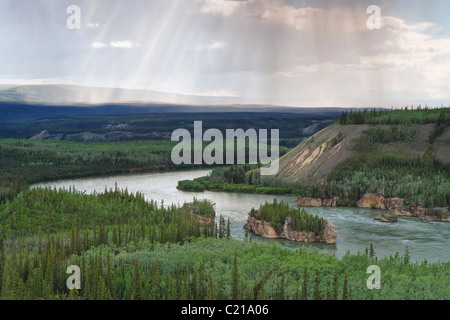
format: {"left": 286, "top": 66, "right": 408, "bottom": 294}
{"left": 0, "top": 139, "right": 179, "bottom": 204}
{"left": 1, "top": 187, "right": 449, "bottom": 300}
{"left": 178, "top": 108, "right": 450, "bottom": 212}
{"left": 0, "top": 107, "right": 449, "bottom": 300}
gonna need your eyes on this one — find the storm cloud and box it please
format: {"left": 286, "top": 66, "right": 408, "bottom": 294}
{"left": 1, "top": 0, "right": 450, "bottom": 107}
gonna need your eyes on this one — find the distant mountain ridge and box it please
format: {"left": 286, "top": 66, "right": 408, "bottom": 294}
{"left": 0, "top": 84, "right": 242, "bottom": 105}
{"left": 0, "top": 84, "right": 356, "bottom": 114}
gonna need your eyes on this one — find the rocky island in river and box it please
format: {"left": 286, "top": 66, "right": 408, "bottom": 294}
{"left": 244, "top": 200, "right": 337, "bottom": 244}
{"left": 297, "top": 193, "right": 450, "bottom": 223}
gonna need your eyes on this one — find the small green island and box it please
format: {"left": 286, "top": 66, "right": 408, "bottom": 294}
{"left": 244, "top": 200, "right": 337, "bottom": 244}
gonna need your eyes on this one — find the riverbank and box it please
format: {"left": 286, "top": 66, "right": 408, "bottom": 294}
{"left": 178, "top": 178, "right": 450, "bottom": 223}
{"left": 32, "top": 169, "right": 450, "bottom": 262}
{"left": 297, "top": 194, "right": 450, "bottom": 223}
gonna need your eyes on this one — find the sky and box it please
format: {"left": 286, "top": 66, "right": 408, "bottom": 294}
{"left": 1, "top": 0, "right": 450, "bottom": 107}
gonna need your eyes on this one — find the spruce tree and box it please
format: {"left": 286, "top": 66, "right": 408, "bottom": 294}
{"left": 0, "top": 238, "right": 4, "bottom": 294}
{"left": 278, "top": 272, "right": 285, "bottom": 300}
{"left": 219, "top": 216, "right": 225, "bottom": 239}
{"left": 342, "top": 273, "right": 348, "bottom": 300}
{"left": 294, "top": 286, "right": 299, "bottom": 300}
{"left": 332, "top": 270, "right": 338, "bottom": 300}
{"left": 226, "top": 218, "right": 231, "bottom": 239}
{"left": 206, "top": 277, "right": 214, "bottom": 300}
{"left": 326, "top": 287, "right": 331, "bottom": 300}
{"left": 313, "top": 270, "right": 321, "bottom": 300}
{"left": 369, "top": 243, "right": 375, "bottom": 258}
{"left": 403, "top": 247, "right": 410, "bottom": 265}
{"left": 301, "top": 267, "right": 308, "bottom": 300}
{"left": 232, "top": 250, "right": 239, "bottom": 300}
{"left": 132, "top": 258, "right": 142, "bottom": 300}
{"left": 251, "top": 269, "right": 275, "bottom": 301}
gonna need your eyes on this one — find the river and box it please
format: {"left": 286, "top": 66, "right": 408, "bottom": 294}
{"left": 33, "top": 169, "right": 450, "bottom": 263}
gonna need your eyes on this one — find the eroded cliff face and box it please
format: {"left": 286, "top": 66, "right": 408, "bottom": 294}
{"left": 322, "top": 221, "right": 338, "bottom": 244}
{"left": 356, "top": 193, "right": 404, "bottom": 210}
{"left": 297, "top": 193, "right": 449, "bottom": 222}
{"left": 274, "top": 125, "right": 370, "bottom": 182}
{"left": 244, "top": 215, "right": 337, "bottom": 244}
{"left": 358, "top": 194, "right": 450, "bottom": 222}
{"left": 244, "top": 217, "right": 279, "bottom": 239}
{"left": 297, "top": 197, "right": 337, "bottom": 207}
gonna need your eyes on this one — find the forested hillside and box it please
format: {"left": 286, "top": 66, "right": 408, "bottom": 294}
{"left": 1, "top": 187, "right": 448, "bottom": 300}
{"left": 275, "top": 108, "right": 450, "bottom": 208}
{"left": 0, "top": 139, "right": 178, "bottom": 205}
{"left": 178, "top": 108, "right": 450, "bottom": 210}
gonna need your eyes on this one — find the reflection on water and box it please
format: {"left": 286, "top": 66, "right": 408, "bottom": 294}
{"left": 33, "top": 169, "right": 450, "bottom": 263}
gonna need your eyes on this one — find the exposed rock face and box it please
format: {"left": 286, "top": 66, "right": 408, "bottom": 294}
{"left": 30, "top": 130, "right": 50, "bottom": 140}
{"left": 297, "top": 193, "right": 449, "bottom": 223}
{"left": 184, "top": 202, "right": 214, "bottom": 226}
{"left": 395, "top": 205, "right": 450, "bottom": 221}
{"left": 417, "top": 208, "right": 450, "bottom": 222}
{"left": 322, "top": 221, "right": 338, "bottom": 244}
{"left": 244, "top": 215, "right": 337, "bottom": 244}
{"left": 418, "top": 214, "right": 450, "bottom": 222}
{"left": 383, "top": 197, "right": 404, "bottom": 210}
{"left": 357, "top": 193, "right": 386, "bottom": 209}
{"left": 357, "top": 194, "right": 405, "bottom": 210}
{"left": 297, "top": 197, "right": 337, "bottom": 207}
{"left": 323, "top": 197, "right": 338, "bottom": 207}
{"left": 281, "top": 217, "right": 318, "bottom": 243}
{"left": 244, "top": 216, "right": 279, "bottom": 239}
{"left": 376, "top": 213, "right": 399, "bottom": 223}
{"left": 190, "top": 212, "right": 213, "bottom": 226}
{"left": 296, "top": 197, "right": 323, "bottom": 207}
{"left": 394, "top": 208, "right": 414, "bottom": 217}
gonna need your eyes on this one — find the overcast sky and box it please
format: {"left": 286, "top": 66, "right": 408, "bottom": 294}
{"left": 1, "top": 0, "right": 450, "bottom": 107}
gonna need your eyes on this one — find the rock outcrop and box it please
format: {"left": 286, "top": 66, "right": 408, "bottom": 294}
{"left": 183, "top": 202, "right": 214, "bottom": 226}
{"left": 394, "top": 208, "right": 414, "bottom": 217}
{"left": 357, "top": 194, "right": 386, "bottom": 209}
{"left": 393, "top": 203, "right": 450, "bottom": 222}
{"left": 297, "top": 193, "right": 448, "bottom": 222}
{"left": 322, "top": 198, "right": 338, "bottom": 207}
{"left": 375, "top": 213, "right": 399, "bottom": 223}
{"left": 416, "top": 208, "right": 450, "bottom": 222}
{"left": 244, "top": 216, "right": 279, "bottom": 239}
{"left": 30, "top": 130, "right": 50, "bottom": 140}
{"left": 322, "top": 221, "right": 338, "bottom": 243}
{"left": 297, "top": 196, "right": 337, "bottom": 207}
{"left": 244, "top": 215, "right": 337, "bottom": 244}
{"left": 296, "top": 197, "right": 323, "bottom": 207}
{"left": 357, "top": 193, "right": 405, "bottom": 210}
{"left": 418, "top": 213, "right": 450, "bottom": 222}
{"left": 190, "top": 212, "right": 213, "bottom": 226}
{"left": 383, "top": 197, "right": 404, "bottom": 210}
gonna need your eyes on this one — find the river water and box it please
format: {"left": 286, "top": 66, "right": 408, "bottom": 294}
{"left": 33, "top": 169, "right": 450, "bottom": 263}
